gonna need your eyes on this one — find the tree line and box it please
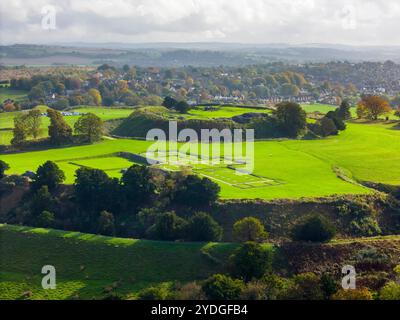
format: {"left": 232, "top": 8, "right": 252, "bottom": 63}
{"left": 11, "top": 108, "right": 104, "bottom": 147}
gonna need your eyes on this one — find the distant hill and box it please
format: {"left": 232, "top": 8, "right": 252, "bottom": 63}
{"left": 2, "top": 43, "right": 400, "bottom": 67}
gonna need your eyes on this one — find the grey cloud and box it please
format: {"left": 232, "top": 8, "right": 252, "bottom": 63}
{"left": 0, "top": 0, "right": 399, "bottom": 45}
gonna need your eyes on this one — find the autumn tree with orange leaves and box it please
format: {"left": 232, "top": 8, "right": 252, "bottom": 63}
{"left": 356, "top": 96, "right": 391, "bottom": 120}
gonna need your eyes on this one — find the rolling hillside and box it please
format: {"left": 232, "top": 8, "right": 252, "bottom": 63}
{"left": 0, "top": 224, "right": 237, "bottom": 300}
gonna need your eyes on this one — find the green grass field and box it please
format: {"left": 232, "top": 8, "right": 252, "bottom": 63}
{"left": 0, "top": 88, "right": 27, "bottom": 103}
{"left": 187, "top": 106, "right": 271, "bottom": 119}
{"left": 0, "top": 224, "right": 238, "bottom": 300}
{"left": 301, "top": 103, "right": 337, "bottom": 114}
{"left": 302, "top": 103, "right": 396, "bottom": 120}
{"left": 3, "top": 121, "right": 400, "bottom": 200}
{"left": 1, "top": 103, "right": 399, "bottom": 200}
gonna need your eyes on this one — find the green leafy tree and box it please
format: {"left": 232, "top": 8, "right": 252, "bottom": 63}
{"left": 28, "top": 85, "right": 46, "bottom": 101}
{"left": 162, "top": 96, "right": 178, "bottom": 109}
{"left": 394, "top": 108, "right": 400, "bottom": 120}
{"left": 47, "top": 108, "right": 73, "bottom": 145}
{"left": 332, "top": 288, "right": 373, "bottom": 300}
{"left": 74, "top": 167, "right": 121, "bottom": 214}
{"left": 233, "top": 217, "right": 268, "bottom": 242}
{"left": 292, "top": 215, "right": 336, "bottom": 243}
{"left": 11, "top": 114, "right": 29, "bottom": 146}
{"left": 175, "top": 175, "right": 220, "bottom": 208}
{"left": 326, "top": 111, "right": 346, "bottom": 131}
{"left": 29, "top": 186, "right": 56, "bottom": 217}
{"left": 175, "top": 101, "right": 191, "bottom": 114}
{"left": 337, "top": 100, "right": 352, "bottom": 120}
{"left": 137, "top": 286, "right": 170, "bottom": 300}
{"left": 280, "top": 84, "right": 300, "bottom": 97}
{"left": 26, "top": 109, "right": 42, "bottom": 139}
{"left": 11, "top": 110, "right": 43, "bottom": 146}
{"left": 320, "top": 274, "right": 339, "bottom": 299}
{"left": 97, "top": 211, "right": 115, "bottom": 236}
{"left": 121, "top": 165, "right": 156, "bottom": 208}
{"left": 35, "top": 211, "right": 55, "bottom": 228}
{"left": 274, "top": 102, "right": 307, "bottom": 138}
{"left": 230, "top": 242, "right": 272, "bottom": 282}
{"left": 185, "top": 212, "right": 222, "bottom": 242}
{"left": 74, "top": 113, "right": 104, "bottom": 143}
{"left": 32, "top": 161, "right": 65, "bottom": 191}
{"left": 149, "top": 211, "right": 187, "bottom": 241}
{"left": 380, "top": 282, "right": 400, "bottom": 300}
{"left": 284, "top": 273, "right": 325, "bottom": 300}
{"left": 0, "top": 160, "right": 10, "bottom": 179}
{"left": 202, "top": 274, "right": 245, "bottom": 300}
{"left": 88, "top": 88, "right": 102, "bottom": 106}
{"left": 317, "top": 117, "right": 338, "bottom": 137}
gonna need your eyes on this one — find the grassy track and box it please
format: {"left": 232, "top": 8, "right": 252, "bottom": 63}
{"left": 0, "top": 224, "right": 238, "bottom": 300}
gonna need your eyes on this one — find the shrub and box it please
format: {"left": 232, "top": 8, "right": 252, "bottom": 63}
{"left": 202, "top": 274, "right": 245, "bottom": 300}
{"left": 29, "top": 186, "right": 56, "bottom": 217}
{"left": 326, "top": 110, "right": 346, "bottom": 131}
{"left": 137, "top": 286, "right": 170, "bottom": 300}
{"left": 350, "top": 217, "right": 382, "bottom": 237}
{"left": 292, "top": 215, "right": 336, "bottom": 243}
{"left": 175, "top": 101, "right": 191, "bottom": 114}
{"left": 336, "top": 200, "right": 382, "bottom": 237}
{"left": 185, "top": 212, "right": 222, "bottom": 242}
{"left": 317, "top": 117, "right": 338, "bottom": 137}
{"left": 173, "top": 282, "right": 206, "bottom": 300}
{"left": 354, "top": 247, "right": 391, "bottom": 271}
{"left": 35, "top": 211, "right": 55, "bottom": 228}
{"left": 31, "top": 161, "right": 65, "bottom": 191}
{"left": 394, "top": 265, "right": 400, "bottom": 276}
{"left": 149, "top": 212, "right": 187, "bottom": 241}
{"left": 357, "top": 272, "right": 390, "bottom": 291}
{"left": 74, "top": 167, "right": 121, "bottom": 214}
{"left": 175, "top": 175, "right": 220, "bottom": 208}
{"left": 101, "top": 293, "right": 124, "bottom": 300}
{"left": 379, "top": 282, "right": 400, "bottom": 300}
{"left": 332, "top": 288, "right": 373, "bottom": 300}
{"left": 0, "top": 160, "right": 9, "bottom": 179}
{"left": 284, "top": 273, "right": 324, "bottom": 300}
{"left": 233, "top": 217, "right": 268, "bottom": 243}
{"left": 320, "top": 274, "right": 339, "bottom": 299}
{"left": 97, "top": 211, "right": 116, "bottom": 236}
{"left": 262, "top": 274, "right": 292, "bottom": 300}
{"left": 230, "top": 242, "right": 272, "bottom": 282}
{"left": 121, "top": 165, "right": 156, "bottom": 208}
{"left": 239, "top": 281, "right": 267, "bottom": 300}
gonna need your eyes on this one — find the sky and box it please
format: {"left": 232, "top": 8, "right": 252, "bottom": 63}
{"left": 1, "top": 0, "right": 400, "bottom": 46}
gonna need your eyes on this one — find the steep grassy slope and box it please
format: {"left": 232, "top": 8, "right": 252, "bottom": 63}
{"left": 0, "top": 224, "right": 237, "bottom": 300}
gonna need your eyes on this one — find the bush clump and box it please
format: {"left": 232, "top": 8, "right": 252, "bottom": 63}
{"left": 292, "top": 215, "right": 336, "bottom": 242}
{"left": 202, "top": 274, "right": 245, "bottom": 300}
